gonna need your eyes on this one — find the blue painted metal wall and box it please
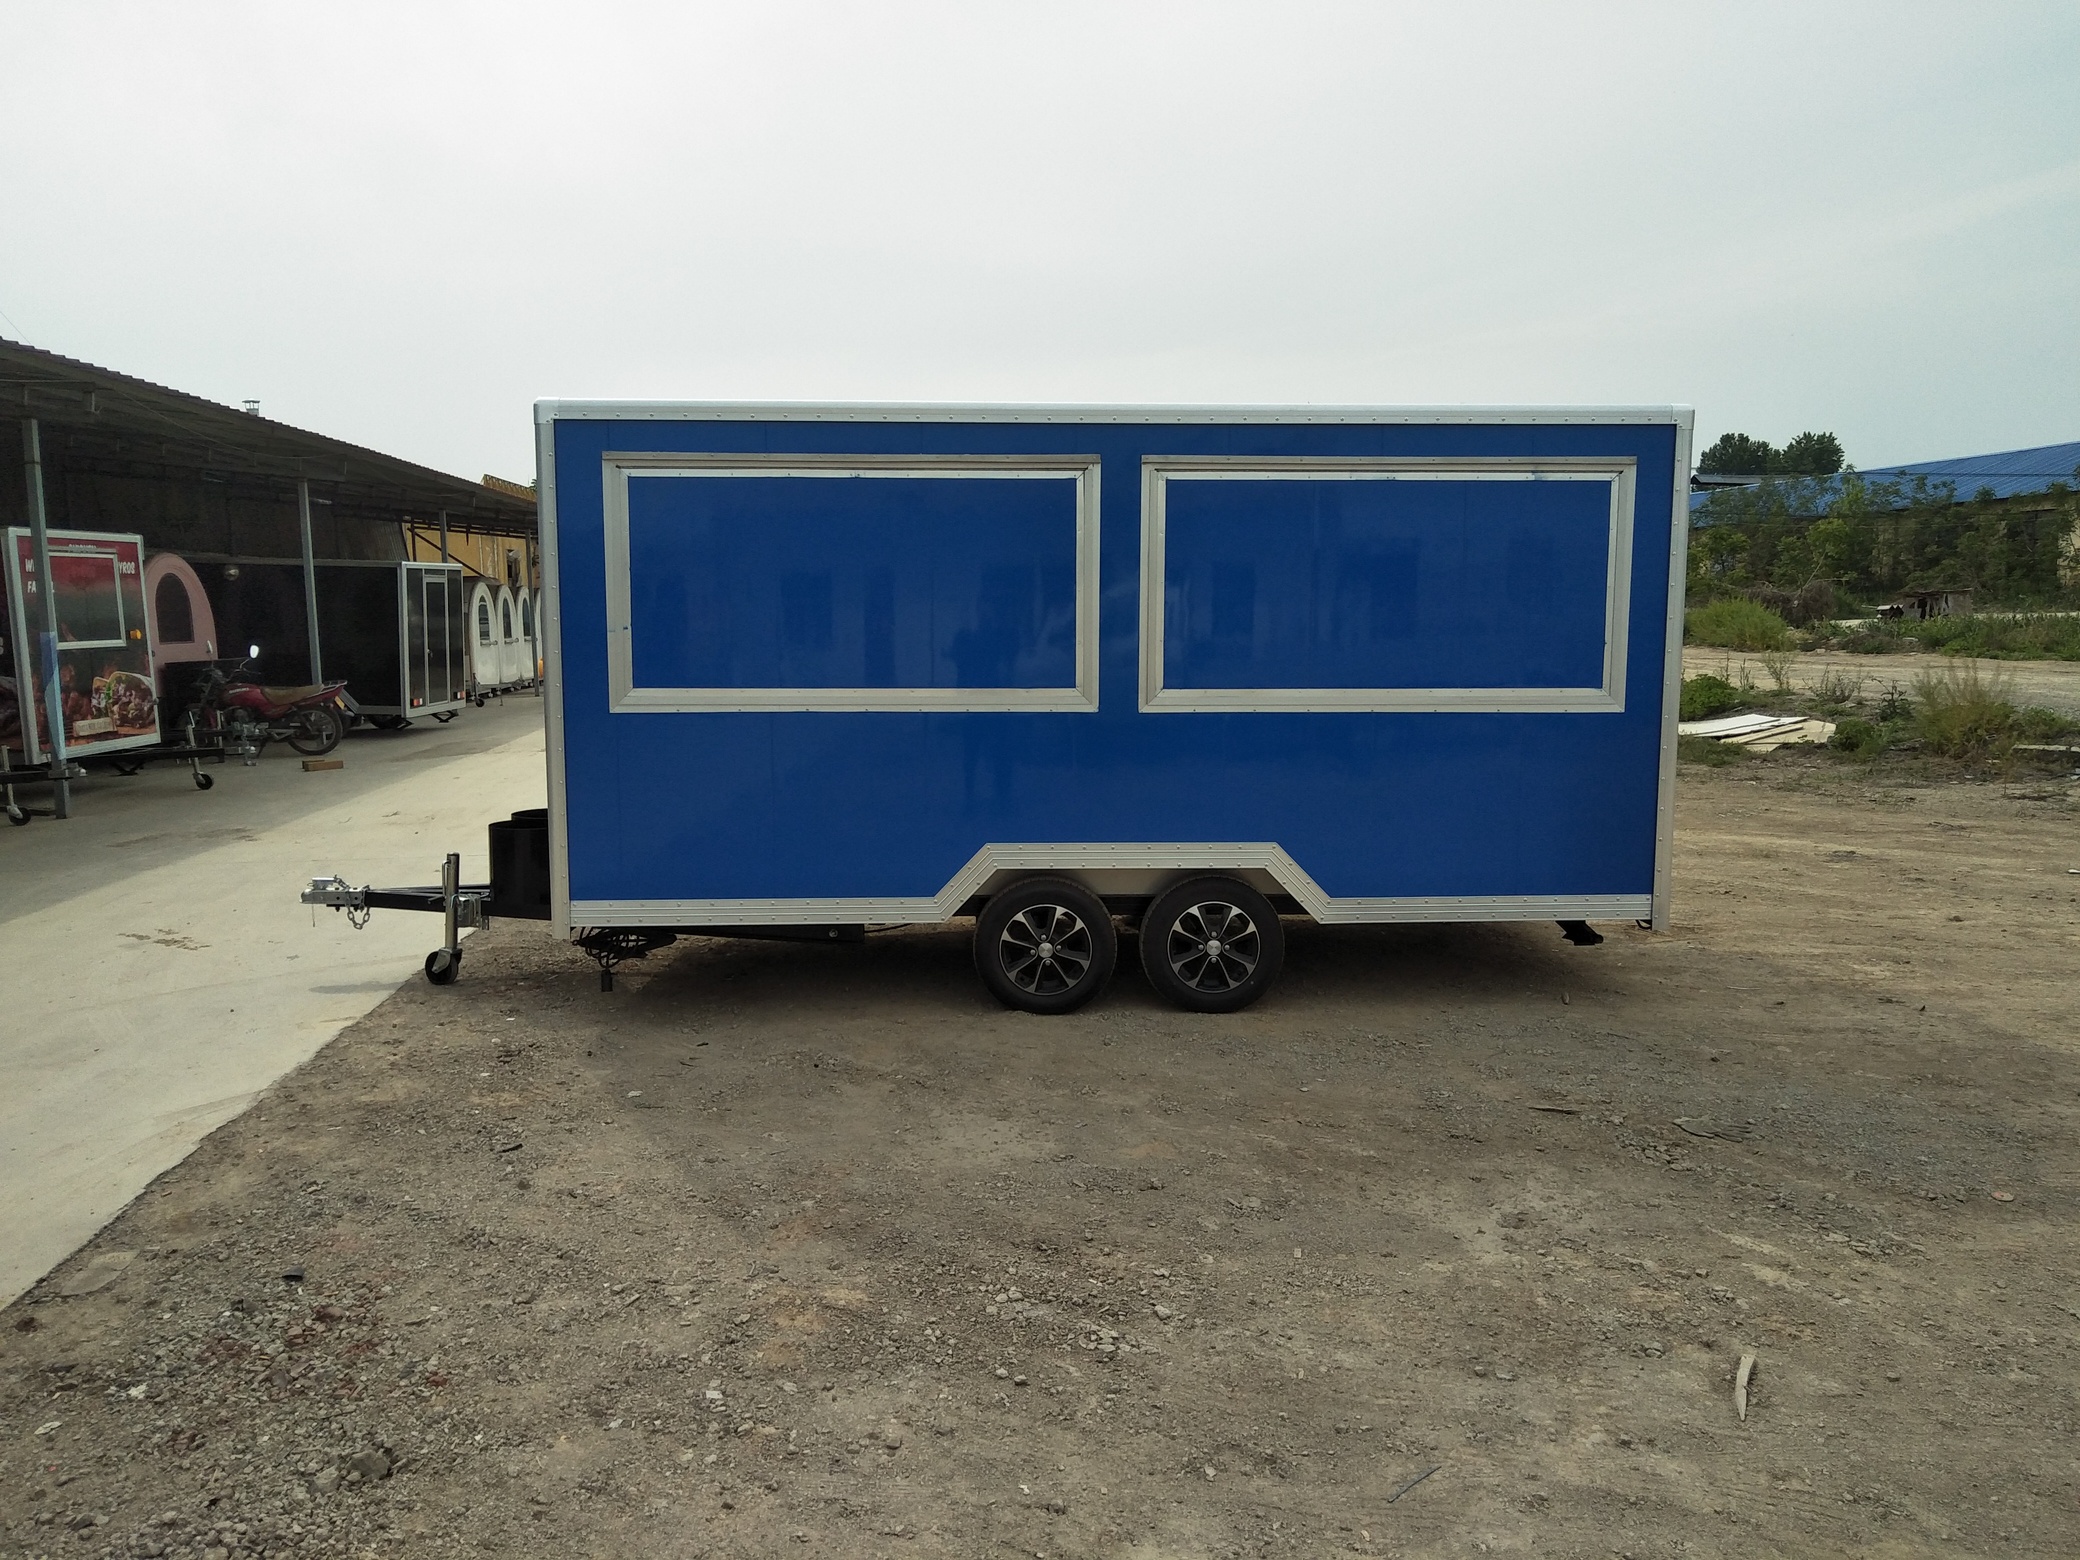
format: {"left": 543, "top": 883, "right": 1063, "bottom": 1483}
{"left": 546, "top": 415, "right": 1679, "bottom": 909}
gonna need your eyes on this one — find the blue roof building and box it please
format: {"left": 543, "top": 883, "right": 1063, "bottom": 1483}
{"left": 1690, "top": 438, "right": 2080, "bottom": 519}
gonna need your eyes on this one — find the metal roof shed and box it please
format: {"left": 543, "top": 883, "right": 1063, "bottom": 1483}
{"left": 0, "top": 338, "right": 534, "bottom": 815}
{"left": 0, "top": 339, "right": 534, "bottom": 547}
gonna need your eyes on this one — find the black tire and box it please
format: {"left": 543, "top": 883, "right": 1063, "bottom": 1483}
{"left": 974, "top": 875, "right": 1116, "bottom": 1015}
{"left": 371, "top": 715, "right": 411, "bottom": 732}
{"left": 1139, "top": 876, "right": 1285, "bottom": 1013}
{"left": 6, "top": 806, "right": 29, "bottom": 827}
{"left": 194, "top": 772, "right": 215, "bottom": 791}
{"left": 287, "top": 706, "right": 344, "bottom": 756}
{"left": 425, "top": 948, "right": 460, "bottom": 985}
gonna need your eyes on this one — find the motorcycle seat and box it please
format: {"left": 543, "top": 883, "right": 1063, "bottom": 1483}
{"left": 258, "top": 685, "right": 329, "bottom": 703}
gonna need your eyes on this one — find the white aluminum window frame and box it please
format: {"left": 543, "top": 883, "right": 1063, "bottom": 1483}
{"left": 601, "top": 452, "right": 1101, "bottom": 714}
{"left": 1138, "top": 456, "right": 1637, "bottom": 714}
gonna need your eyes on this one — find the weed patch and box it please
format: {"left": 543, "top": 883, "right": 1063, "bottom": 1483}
{"left": 1913, "top": 663, "right": 2017, "bottom": 761}
{"left": 1829, "top": 717, "right": 1887, "bottom": 759}
{"left": 1809, "top": 669, "right": 1867, "bottom": 710}
{"left": 1678, "top": 734, "right": 1750, "bottom": 767}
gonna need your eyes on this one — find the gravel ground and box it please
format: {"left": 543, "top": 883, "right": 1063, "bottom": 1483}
{"left": 4, "top": 755, "right": 2079, "bottom": 1559}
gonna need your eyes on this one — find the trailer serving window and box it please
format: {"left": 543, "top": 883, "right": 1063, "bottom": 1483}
{"left": 602, "top": 453, "right": 1100, "bottom": 713}
{"left": 4, "top": 530, "right": 160, "bottom": 760}
{"left": 1140, "top": 459, "right": 1633, "bottom": 713}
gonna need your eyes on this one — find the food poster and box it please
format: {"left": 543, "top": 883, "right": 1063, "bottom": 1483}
{"left": 6, "top": 531, "right": 161, "bottom": 760}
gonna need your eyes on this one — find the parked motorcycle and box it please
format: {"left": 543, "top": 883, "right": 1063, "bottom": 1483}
{"left": 191, "top": 657, "right": 357, "bottom": 757}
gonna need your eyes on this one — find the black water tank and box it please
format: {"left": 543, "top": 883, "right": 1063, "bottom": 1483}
{"left": 488, "top": 807, "right": 551, "bottom": 920}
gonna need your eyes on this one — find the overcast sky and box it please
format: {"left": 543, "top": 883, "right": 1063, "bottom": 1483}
{"left": 4, "top": 2, "right": 2076, "bottom": 481}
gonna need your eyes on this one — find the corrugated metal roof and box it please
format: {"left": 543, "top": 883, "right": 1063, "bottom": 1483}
{"left": 1849, "top": 439, "right": 2080, "bottom": 501}
{"left": 1690, "top": 438, "right": 2080, "bottom": 517}
{"left": 1, "top": 337, "right": 536, "bottom": 534}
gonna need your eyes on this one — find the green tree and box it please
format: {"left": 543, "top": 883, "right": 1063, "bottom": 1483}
{"left": 1774, "top": 431, "right": 1845, "bottom": 475}
{"left": 1698, "top": 432, "right": 1775, "bottom": 475}
{"left": 1688, "top": 461, "right": 2079, "bottom": 612}
{"left": 1687, "top": 520, "right": 1753, "bottom": 592}
{"left": 1805, "top": 515, "right": 1860, "bottom": 581}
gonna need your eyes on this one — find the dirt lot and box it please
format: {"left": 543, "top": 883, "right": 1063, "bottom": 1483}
{"left": 6, "top": 755, "right": 2080, "bottom": 1560}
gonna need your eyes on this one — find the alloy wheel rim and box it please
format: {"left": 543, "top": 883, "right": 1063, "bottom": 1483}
{"left": 999, "top": 905, "right": 1094, "bottom": 995}
{"left": 1166, "top": 901, "right": 1260, "bottom": 992}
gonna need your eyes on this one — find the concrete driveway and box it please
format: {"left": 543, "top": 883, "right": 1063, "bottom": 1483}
{"left": 0, "top": 696, "right": 548, "bottom": 1305}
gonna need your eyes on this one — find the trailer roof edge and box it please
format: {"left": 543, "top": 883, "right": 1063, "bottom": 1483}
{"left": 534, "top": 401, "right": 1693, "bottom": 426}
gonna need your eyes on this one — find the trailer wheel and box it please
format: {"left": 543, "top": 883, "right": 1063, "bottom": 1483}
{"left": 194, "top": 772, "right": 214, "bottom": 791}
{"left": 425, "top": 948, "right": 460, "bottom": 985}
{"left": 6, "top": 804, "right": 29, "bottom": 826}
{"left": 1139, "top": 877, "right": 1284, "bottom": 1013}
{"left": 974, "top": 876, "right": 1116, "bottom": 1015}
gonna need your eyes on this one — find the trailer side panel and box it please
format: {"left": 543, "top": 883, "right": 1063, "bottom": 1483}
{"left": 537, "top": 407, "right": 1688, "bottom": 931}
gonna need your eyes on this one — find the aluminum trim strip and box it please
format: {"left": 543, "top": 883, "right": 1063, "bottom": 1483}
{"left": 539, "top": 401, "right": 1691, "bottom": 427}
{"left": 1651, "top": 419, "right": 1694, "bottom": 932}
{"left": 566, "top": 841, "right": 1648, "bottom": 928}
{"left": 537, "top": 416, "right": 574, "bottom": 938}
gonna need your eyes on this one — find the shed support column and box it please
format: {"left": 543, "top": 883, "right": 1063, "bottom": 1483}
{"left": 22, "top": 419, "right": 71, "bottom": 818}
{"left": 298, "top": 478, "right": 323, "bottom": 684}
{"left": 437, "top": 509, "right": 449, "bottom": 564}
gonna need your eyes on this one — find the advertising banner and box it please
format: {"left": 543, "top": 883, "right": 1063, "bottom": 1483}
{"left": 2, "top": 530, "right": 161, "bottom": 762}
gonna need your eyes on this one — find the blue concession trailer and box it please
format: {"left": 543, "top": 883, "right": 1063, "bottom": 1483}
{"left": 308, "top": 403, "right": 1691, "bottom": 1010}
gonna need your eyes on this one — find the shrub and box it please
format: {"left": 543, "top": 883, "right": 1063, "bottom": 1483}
{"left": 2014, "top": 705, "right": 2078, "bottom": 743}
{"left": 1893, "top": 613, "right": 2080, "bottom": 662}
{"left": 1686, "top": 597, "right": 1791, "bottom": 651}
{"left": 1801, "top": 617, "right": 1844, "bottom": 646}
{"left": 1743, "top": 580, "right": 1837, "bottom": 626}
{"left": 1912, "top": 662, "right": 2016, "bottom": 760}
{"left": 1828, "top": 717, "right": 1886, "bottom": 759}
{"left": 1678, "top": 734, "right": 1749, "bottom": 767}
{"left": 1679, "top": 674, "right": 1745, "bottom": 721}
{"left": 1833, "top": 623, "right": 1908, "bottom": 654}
{"left": 1874, "top": 683, "right": 1914, "bottom": 723}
